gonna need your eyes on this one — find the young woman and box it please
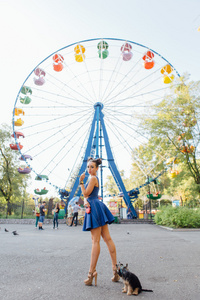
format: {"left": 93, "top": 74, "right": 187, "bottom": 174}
{"left": 80, "top": 157, "right": 120, "bottom": 286}
{"left": 67, "top": 204, "right": 73, "bottom": 226}
{"left": 53, "top": 202, "right": 60, "bottom": 229}
{"left": 35, "top": 203, "right": 40, "bottom": 228}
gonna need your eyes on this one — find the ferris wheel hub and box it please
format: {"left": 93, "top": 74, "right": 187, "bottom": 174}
{"left": 94, "top": 102, "right": 104, "bottom": 110}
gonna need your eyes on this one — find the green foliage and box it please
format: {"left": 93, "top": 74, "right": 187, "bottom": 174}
{"left": 0, "top": 124, "right": 31, "bottom": 216}
{"left": 104, "top": 77, "right": 200, "bottom": 210}
{"left": 142, "top": 76, "right": 200, "bottom": 185}
{"left": 154, "top": 206, "right": 200, "bottom": 228}
{"left": 104, "top": 170, "right": 132, "bottom": 195}
{"left": 133, "top": 198, "right": 143, "bottom": 209}
{"left": 159, "top": 199, "right": 172, "bottom": 206}
{"left": 161, "top": 162, "right": 200, "bottom": 206}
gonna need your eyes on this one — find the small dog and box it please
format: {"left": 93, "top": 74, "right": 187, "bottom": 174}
{"left": 116, "top": 263, "right": 153, "bottom": 296}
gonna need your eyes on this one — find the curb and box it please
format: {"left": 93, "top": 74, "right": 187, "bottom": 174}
{"left": 0, "top": 218, "right": 67, "bottom": 224}
{"left": 159, "top": 225, "right": 200, "bottom": 231}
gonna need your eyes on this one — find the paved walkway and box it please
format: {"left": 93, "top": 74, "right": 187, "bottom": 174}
{"left": 0, "top": 223, "right": 199, "bottom": 300}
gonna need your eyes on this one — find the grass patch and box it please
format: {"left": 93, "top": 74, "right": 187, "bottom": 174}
{"left": 0, "top": 215, "right": 34, "bottom": 219}
{"left": 154, "top": 206, "right": 200, "bottom": 228}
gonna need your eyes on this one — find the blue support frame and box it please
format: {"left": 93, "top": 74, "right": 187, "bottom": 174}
{"left": 68, "top": 102, "right": 137, "bottom": 217}
{"left": 100, "top": 110, "right": 137, "bottom": 217}
{"left": 68, "top": 109, "right": 97, "bottom": 201}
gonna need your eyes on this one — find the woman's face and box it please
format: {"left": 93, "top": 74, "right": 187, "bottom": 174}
{"left": 87, "top": 161, "right": 98, "bottom": 176}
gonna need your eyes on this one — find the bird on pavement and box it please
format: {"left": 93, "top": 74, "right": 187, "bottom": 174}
{"left": 12, "top": 231, "right": 19, "bottom": 235}
{"left": 5, "top": 228, "right": 9, "bottom": 232}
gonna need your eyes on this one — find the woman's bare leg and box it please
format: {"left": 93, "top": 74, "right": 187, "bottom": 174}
{"left": 101, "top": 224, "right": 117, "bottom": 269}
{"left": 89, "top": 227, "right": 102, "bottom": 272}
{"left": 101, "top": 224, "right": 120, "bottom": 281}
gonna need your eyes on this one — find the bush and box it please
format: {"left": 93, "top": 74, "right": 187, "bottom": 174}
{"left": 154, "top": 206, "right": 200, "bottom": 228}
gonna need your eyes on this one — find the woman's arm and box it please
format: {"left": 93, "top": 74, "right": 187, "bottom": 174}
{"left": 80, "top": 176, "right": 96, "bottom": 198}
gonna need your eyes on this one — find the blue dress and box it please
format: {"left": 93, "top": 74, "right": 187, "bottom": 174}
{"left": 82, "top": 177, "right": 114, "bottom": 231}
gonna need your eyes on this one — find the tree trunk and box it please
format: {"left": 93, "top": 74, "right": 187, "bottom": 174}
{"left": 6, "top": 199, "right": 12, "bottom": 218}
{"left": 180, "top": 196, "right": 183, "bottom": 206}
{"left": 21, "top": 198, "right": 24, "bottom": 219}
{"left": 48, "top": 198, "right": 54, "bottom": 218}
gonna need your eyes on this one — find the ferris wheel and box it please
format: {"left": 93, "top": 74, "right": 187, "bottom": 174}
{"left": 12, "top": 38, "right": 180, "bottom": 216}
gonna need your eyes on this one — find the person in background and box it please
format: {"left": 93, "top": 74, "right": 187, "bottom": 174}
{"left": 35, "top": 203, "right": 40, "bottom": 229}
{"left": 53, "top": 202, "right": 60, "bottom": 229}
{"left": 38, "top": 201, "right": 46, "bottom": 230}
{"left": 70, "top": 202, "right": 80, "bottom": 226}
{"left": 67, "top": 204, "right": 73, "bottom": 226}
{"left": 60, "top": 200, "right": 66, "bottom": 210}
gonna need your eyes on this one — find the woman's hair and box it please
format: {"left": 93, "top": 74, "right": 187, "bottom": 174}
{"left": 87, "top": 157, "right": 102, "bottom": 167}
{"left": 56, "top": 202, "right": 60, "bottom": 208}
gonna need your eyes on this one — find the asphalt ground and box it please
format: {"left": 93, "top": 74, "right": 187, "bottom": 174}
{"left": 0, "top": 222, "right": 199, "bottom": 300}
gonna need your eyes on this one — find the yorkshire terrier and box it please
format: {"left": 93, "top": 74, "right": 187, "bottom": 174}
{"left": 116, "top": 263, "right": 153, "bottom": 296}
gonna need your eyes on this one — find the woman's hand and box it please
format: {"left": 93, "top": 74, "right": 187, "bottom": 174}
{"left": 84, "top": 198, "right": 90, "bottom": 208}
{"left": 80, "top": 172, "right": 85, "bottom": 182}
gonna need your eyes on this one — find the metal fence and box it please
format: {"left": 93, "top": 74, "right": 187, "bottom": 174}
{"left": 0, "top": 200, "right": 55, "bottom": 219}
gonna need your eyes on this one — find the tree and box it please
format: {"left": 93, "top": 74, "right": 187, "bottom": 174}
{"left": 163, "top": 161, "right": 200, "bottom": 206}
{"left": 104, "top": 170, "right": 133, "bottom": 195}
{"left": 0, "top": 124, "right": 30, "bottom": 217}
{"left": 104, "top": 77, "right": 200, "bottom": 208}
{"left": 142, "top": 76, "right": 200, "bottom": 189}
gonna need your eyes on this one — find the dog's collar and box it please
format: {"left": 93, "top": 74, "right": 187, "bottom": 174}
{"left": 120, "top": 266, "right": 124, "bottom": 272}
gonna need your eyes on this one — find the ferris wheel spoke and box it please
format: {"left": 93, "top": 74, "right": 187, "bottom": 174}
{"left": 26, "top": 111, "right": 93, "bottom": 155}
{"left": 115, "top": 79, "right": 166, "bottom": 103}
{"left": 105, "top": 119, "right": 148, "bottom": 176}
{"left": 104, "top": 106, "right": 151, "bottom": 120}
{"left": 105, "top": 108, "right": 152, "bottom": 120}
{"left": 105, "top": 64, "right": 163, "bottom": 105}
{"left": 104, "top": 109, "right": 149, "bottom": 142}
{"left": 82, "top": 61, "right": 99, "bottom": 103}
{"left": 63, "top": 62, "right": 99, "bottom": 104}
{"left": 108, "top": 87, "right": 170, "bottom": 108}
{"left": 32, "top": 87, "right": 88, "bottom": 106}
{"left": 98, "top": 54, "right": 107, "bottom": 101}
{"left": 103, "top": 58, "right": 143, "bottom": 104}
{"left": 28, "top": 85, "right": 93, "bottom": 107}
{"left": 105, "top": 119, "right": 133, "bottom": 153}
{"left": 21, "top": 106, "right": 91, "bottom": 117}
{"left": 40, "top": 121, "right": 90, "bottom": 176}
{"left": 24, "top": 106, "right": 91, "bottom": 119}
{"left": 24, "top": 114, "right": 89, "bottom": 138}
{"left": 104, "top": 113, "right": 147, "bottom": 149}
{"left": 105, "top": 106, "right": 162, "bottom": 124}
{"left": 104, "top": 85, "right": 172, "bottom": 113}
{"left": 64, "top": 129, "right": 90, "bottom": 188}
{"left": 21, "top": 106, "right": 91, "bottom": 132}
{"left": 46, "top": 72, "right": 95, "bottom": 105}
{"left": 104, "top": 118, "right": 147, "bottom": 158}
{"left": 106, "top": 117, "right": 147, "bottom": 139}
{"left": 133, "top": 147, "right": 168, "bottom": 176}
{"left": 31, "top": 120, "right": 91, "bottom": 176}
{"left": 32, "top": 92, "right": 92, "bottom": 107}
{"left": 100, "top": 52, "right": 125, "bottom": 101}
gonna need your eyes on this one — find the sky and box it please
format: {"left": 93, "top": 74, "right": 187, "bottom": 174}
{"left": 0, "top": 0, "right": 200, "bottom": 197}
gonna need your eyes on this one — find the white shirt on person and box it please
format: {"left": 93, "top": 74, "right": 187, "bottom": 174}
{"left": 73, "top": 204, "right": 80, "bottom": 213}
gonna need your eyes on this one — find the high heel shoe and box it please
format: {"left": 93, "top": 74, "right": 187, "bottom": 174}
{"left": 111, "top": 269, "right": 120, "bottom": 282}
{"left": 84, "top": 270, "right": 97, "bottom": 286}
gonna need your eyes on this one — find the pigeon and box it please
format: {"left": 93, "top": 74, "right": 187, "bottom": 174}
{"left": 5, "top": 228, "right": 9, "bottom": 232}
{"left": 12, "top": 231, "right": 19, "bottom": 235}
